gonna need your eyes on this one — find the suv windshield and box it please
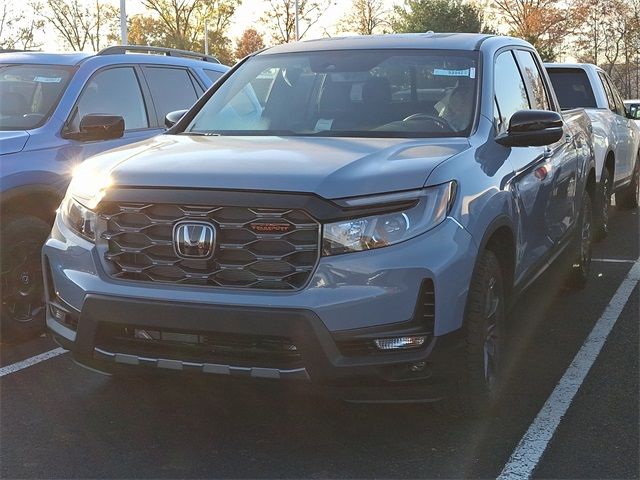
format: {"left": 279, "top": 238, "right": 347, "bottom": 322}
{"left": 187, "top": 49, "right": 479, "bottom": 138}
{"left": 0, "top": 64, "right": 75, "bottom": 130}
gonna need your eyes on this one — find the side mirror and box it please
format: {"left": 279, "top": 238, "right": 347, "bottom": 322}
{"left": 496, "top": 110, "right": 564, "bottom": 147}
{"left": 66, "top": 114, "right": 125, "bottom": 141}
{"left": 165, "top": 109, "right": 189, "bottom": 129}
{"left": 625, "top": 103, "right": 640, "bottom": 120}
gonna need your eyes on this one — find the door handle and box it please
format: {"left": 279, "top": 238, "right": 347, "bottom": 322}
{"left": 543, "top": 147, "right": 553, "bottom": 158}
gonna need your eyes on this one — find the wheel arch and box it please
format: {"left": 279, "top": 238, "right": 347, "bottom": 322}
{"left": 474, "top": 216, "right": 516, "bottom": 304}
{"left": 1, "top": 184, "right": 64, "bottom": 225}
{"left": 603, "top": 150, "right": 615, "bottom": 179}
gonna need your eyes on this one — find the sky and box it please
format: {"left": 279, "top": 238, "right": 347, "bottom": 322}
{"left": 37, "top": 0, "right": 401, "bottom": 51}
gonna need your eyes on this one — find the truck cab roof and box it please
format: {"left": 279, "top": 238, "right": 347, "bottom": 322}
{"left": 260, "top": 32, "right": 531, "bottom": 55}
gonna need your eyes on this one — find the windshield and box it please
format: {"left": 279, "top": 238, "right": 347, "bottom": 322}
{"left": 187, "top": 49, "right": 479, "bottom": 138}
{"left": 0, "top": 64, "right": 75, "bottom": 130}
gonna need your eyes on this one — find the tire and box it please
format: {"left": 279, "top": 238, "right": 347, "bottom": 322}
{"left": 566, "top": 188, "right": 593, "bottom": 290}
{"left": 0, "top": 215, "right": 51, "bottom": 343}
{"left": 594, "top": 168, "right": 612, "bottom": 241}
{"left": 617, "top": 155, "right": 639, "bottom": 210}
{"left": 439, "top": 250, "right": 507, "bottom": 417}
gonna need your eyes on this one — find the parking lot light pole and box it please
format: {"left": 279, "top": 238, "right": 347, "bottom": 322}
{"left": 295, "top": 0, "right": 299, "bottom": 41}
{"left": 120, "top": 0, "right": 127, "bottom": 45}
{"left": 204, "top": 21, "right": 209, "bottom": 54}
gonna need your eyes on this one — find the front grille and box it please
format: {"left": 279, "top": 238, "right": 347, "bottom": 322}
{"left": 95, "top": 324, "right": 304, "bottom": 370}
{"left": 98, "top": 203, "right": 320, "bottom": 290}
{"left": 336, "top": 279, "right": 435, "bottom": 357}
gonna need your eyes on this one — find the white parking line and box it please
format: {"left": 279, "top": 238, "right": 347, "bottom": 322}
{"left": 0, "top": 347, "right": 68, "bottom": 378}
{"left": 498, "top": 258, "right": 640, "bottom": 479}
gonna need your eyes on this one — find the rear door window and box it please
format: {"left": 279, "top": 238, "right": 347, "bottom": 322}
{"left": 602, "top": 73, "right": 626, "bottom": 116}
{"left": 143, "top": 67, "right": 200, "bottom": 124}
{"left": 598, "top": 72, "right": 619, "bottom": 113}
{"left": 494, "top": 50, "right": 530, "bottom": 130}
{"left": 546, "top": 68, "right": 597, "bottom": 109}
{"left": 514, "top": 50, "right": 550, "bottom": 110}
{"left": 70, "top": 67, "right": 148, "bottom": 132}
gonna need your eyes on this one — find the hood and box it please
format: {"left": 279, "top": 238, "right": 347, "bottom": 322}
{"left": 0, "top": 131, "right": 29, "bottom": 155}
{"left": 88, "top": 134, "right": 470, "bottom": 199}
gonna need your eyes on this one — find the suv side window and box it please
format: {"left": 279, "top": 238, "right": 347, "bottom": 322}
{"left": 514, "top": 50, "right": 550, "bottom": 110}
{"left": 494, "top": 50, "right": 530, "bottom": 130}
{"left": 204, "top": 69, "right": 224, "bottom": 83}
{"left": 143, "top": 67, "right": 200, "bottom": 124}
{"left": 70, "top": 67, "right": 148, "bottom": 131}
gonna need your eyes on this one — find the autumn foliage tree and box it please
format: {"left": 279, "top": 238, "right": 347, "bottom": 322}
{"left": 235, "top": 28, "right": 265, "bottom": 60}
{"left": 490, "top": 0, "right": 581, "bottom": 61}
{"left": 127, "top": 14, "right": 166, "bottom": 47}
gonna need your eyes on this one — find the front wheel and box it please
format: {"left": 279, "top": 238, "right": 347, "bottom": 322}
{"left": 617, "top": 155, "right": 639, "bottom": 209}
{"left": 440, "top": 250, "right": 507, "bottom": 417}
{"left": 1, "top": 215, "right": 51, "bottom": 342}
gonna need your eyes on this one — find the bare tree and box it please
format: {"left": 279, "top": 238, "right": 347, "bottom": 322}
{"left": 260, "top": 0, "right": 330, "bottom": 44}
{"left": 39, "top": 0, "right": 118, "bottom": 51}
{"left": 0, "top": 3, "right": 44, "bottom": 50}
{"left": 140, "top": 0, "right": 239, "bottom": 51}
{"left": 574, "top": 0, "right": 640, "bottom": 97}
{"left": 339, "top": 0, "right": 389, "bottom": 35}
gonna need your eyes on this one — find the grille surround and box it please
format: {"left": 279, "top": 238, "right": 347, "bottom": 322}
{"left": 97, "top": 202, "right": 321, "bottom": 290}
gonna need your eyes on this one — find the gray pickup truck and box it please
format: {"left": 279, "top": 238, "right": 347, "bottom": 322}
{"left": 44, "top": 33, "right": 595, "bottom": 414}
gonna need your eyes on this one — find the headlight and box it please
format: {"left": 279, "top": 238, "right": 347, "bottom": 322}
{"left": 59, "top": 193, "right": 97, "bottom": 241}
{"left": 67, "top": 165, "right": 112, "bottom": 210}
{"left": 322, "top": 182, "right": 456, "bottom": 255}
{"left": 59, "top": 165, "right": 111, "bottom": 241}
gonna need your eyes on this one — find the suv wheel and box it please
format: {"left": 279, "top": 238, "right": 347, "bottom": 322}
{"left": 441, "top": 250, "right": 506, "bottom": 417}
{"left": 617, "top": 155, "right": 639, "bottom": 209}
{"left": 566, "top": 188, "right": 593, "bottom": 289}
{"left": 1, "top": 215, "right": 51, "bottom": 342}
{"left": 595, "top": 168, "right": 612, "bottom": 240}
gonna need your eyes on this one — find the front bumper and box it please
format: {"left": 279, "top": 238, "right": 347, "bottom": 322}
{"left": 43, "top": 214, "right": 477, "bottom": 400}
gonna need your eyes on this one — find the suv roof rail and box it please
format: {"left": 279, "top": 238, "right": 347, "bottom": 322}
{"left": 97, "top": 45, "right": 220, "bottom": 63}
{"left": 0, "top": 48, "right": 39, "bottom": 53}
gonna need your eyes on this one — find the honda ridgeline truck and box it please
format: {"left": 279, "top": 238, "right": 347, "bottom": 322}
{"left": 44, "top": 34, "right": 596, "bottom": 413}
{"left": 545, "top": 63, "right": 640, "bottom": 238}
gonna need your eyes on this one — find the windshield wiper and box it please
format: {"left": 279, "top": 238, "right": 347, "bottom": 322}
{"left": 178, "top": 131, "right": 221, "bottom": 136}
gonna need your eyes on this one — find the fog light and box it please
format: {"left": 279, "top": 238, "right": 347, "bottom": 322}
{"left": 50, "top": 303, "right": 67, "bottom": 323}
{"left": 374, "top": 336, "right": 427, "bottom": 350}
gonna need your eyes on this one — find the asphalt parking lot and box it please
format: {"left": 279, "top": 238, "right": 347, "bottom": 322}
{"left": 1, "top": 206, "right": 638, "bottom": 479}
